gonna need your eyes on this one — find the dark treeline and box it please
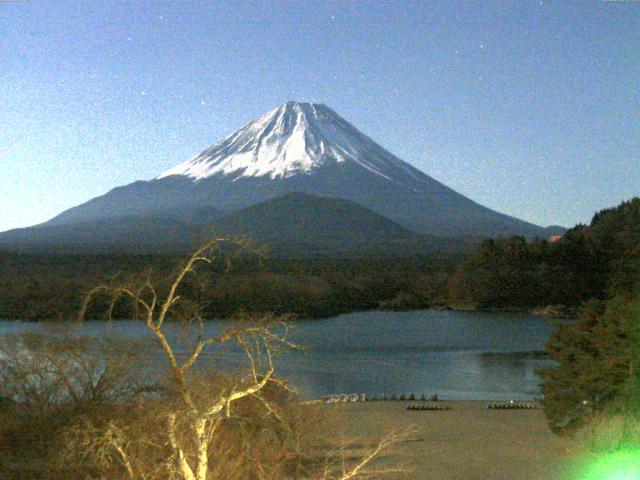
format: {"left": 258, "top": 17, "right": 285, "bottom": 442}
{"left": 448, "top": 197, "right": 640, "bottom": 434}
{"left": 536, "top": 199, "right": 640, "bottom": 435}
{"left": 0, "top": 252, "right": 459, "bottom": 321}
{"left": 1, "top": 199, "right": 639, "bottom": 443}
{"left": 0, "top": 253, "right": 175, "bottom": 321}
{"left": 451, "top": 198, "right": 640, "bottom": 311}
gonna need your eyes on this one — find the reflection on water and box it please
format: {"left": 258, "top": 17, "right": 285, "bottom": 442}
{"left": 0, "top": 310, "right": 560, "bottom": 400}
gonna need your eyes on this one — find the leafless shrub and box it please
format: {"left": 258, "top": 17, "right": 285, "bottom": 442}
{"left": 0, "top": 328, "right": 154, "bottom": 479}
{"left": 0, "top": 330, "right": 153, "bottom": 417}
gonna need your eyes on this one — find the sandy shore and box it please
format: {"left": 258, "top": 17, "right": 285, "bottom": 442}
{"left": 319, "top": 401, "right": 577, "bottom": 480}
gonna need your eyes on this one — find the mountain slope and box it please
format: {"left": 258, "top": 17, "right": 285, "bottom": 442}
{"left": 24, "top": 101, "right": 558, "bottom": 239}
{"left": 0, "top": 214, "right": 195, "bottom": 254}
{"left": 0, "top": 193, "right": 470, "bottom": 257}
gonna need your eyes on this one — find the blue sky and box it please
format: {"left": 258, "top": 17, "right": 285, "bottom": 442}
{"left": 1, "top": 0, "right": 639, "bottom": 232}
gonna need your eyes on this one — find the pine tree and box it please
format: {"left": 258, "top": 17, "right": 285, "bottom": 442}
{"left": 539, "top": 295, "right": 640, "bottom": 433}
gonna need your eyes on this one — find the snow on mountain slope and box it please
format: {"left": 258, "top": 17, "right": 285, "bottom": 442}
{"left": 157, "top": 101, "right": 420, "bottom": 185}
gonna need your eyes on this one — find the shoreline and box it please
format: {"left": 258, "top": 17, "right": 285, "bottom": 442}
{"left": 0, "top": 303, "right": 576, "bottom": 322}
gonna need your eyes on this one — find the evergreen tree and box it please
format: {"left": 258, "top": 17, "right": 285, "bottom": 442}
{"left": 539, "top": 295, "right": 640, "bottom": 433}
{"left": 451, "top": 197, "right": 640, "bottom": 310}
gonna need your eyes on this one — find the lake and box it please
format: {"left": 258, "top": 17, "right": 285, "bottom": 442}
{"left": 0, "top": 310, "right": 559, "bottom": 401}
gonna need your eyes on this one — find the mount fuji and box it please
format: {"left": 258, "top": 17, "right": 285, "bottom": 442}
{"left": 2, "top": 101, "right": 562, "bottom": 253}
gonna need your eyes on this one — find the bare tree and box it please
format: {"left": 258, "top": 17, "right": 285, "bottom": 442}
{"left": 0, "top": 329, "right": 154, "bottom": 479}
{"left": 319, "top": 430, "right": 411, "bottom": 480}
{"left": 73, "top": 237, "right": 408, "bottom": 480}
{"left": 77, "top": 238, "right": 298, "bottom": 480}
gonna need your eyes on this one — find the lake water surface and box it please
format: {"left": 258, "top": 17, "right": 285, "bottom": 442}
{"left": 0, "top": 310, "right": 559, "bottom": 401}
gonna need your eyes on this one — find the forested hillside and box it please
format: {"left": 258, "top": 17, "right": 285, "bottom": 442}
{"left": 451, "top": 198, "right": 640, "bottom": 310}
{"left": 535, "top": 199, "right": 640, "bottom": 434}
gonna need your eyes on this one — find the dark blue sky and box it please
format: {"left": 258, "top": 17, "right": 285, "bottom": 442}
{"left": 1, "top": 0, "right": 639, "bottom": 232}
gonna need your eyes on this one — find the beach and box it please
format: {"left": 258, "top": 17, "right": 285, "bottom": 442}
{"left": 321, "top": 401, "right": 576, "bottom": 480}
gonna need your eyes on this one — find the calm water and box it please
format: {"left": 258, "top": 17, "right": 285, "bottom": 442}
{"left": 0, "top": 310, "right": 559, "bottom": 401}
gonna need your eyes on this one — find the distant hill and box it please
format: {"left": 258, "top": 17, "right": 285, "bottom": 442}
{"left": 213, "top": 192, "right": 468, "bottom": 257}
{"left": 218, "top": 191, "right": 413, "bottom": 239}
{"left": 0, "top": 193, "right": 474, "bottom": 257}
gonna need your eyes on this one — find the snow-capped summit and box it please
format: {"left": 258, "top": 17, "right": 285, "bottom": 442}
{"left": 157, "top": 101, "right": 416, "bottom": 183}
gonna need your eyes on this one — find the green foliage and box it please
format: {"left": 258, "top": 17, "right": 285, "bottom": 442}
{"left": 539, "top": 295, "right": 640, "bottom": 434}
{"left": 589, "top": 198, "right": 640, "bottom": 297}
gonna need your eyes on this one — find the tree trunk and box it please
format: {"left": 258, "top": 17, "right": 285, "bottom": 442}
{"left": 195, "top": 417, "right": 209, "bottom": 480}
{"left": 168, "top": 413, "right": 196, "bottom": 480}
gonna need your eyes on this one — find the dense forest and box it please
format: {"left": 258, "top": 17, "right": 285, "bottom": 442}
{"left": 0, "top": 198, "right": 638, "bottom": 322}
{"left": 0, "top": 253, "right": 458, "bottom": 321}
{"left": 530, "top": 198, "right": 639, "bottom": 434}
{"left": 540, "top": 293, "right": 640, "bottom": 434}
{"left": 451, "top": 197, "right": 640, "bottom": 311}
